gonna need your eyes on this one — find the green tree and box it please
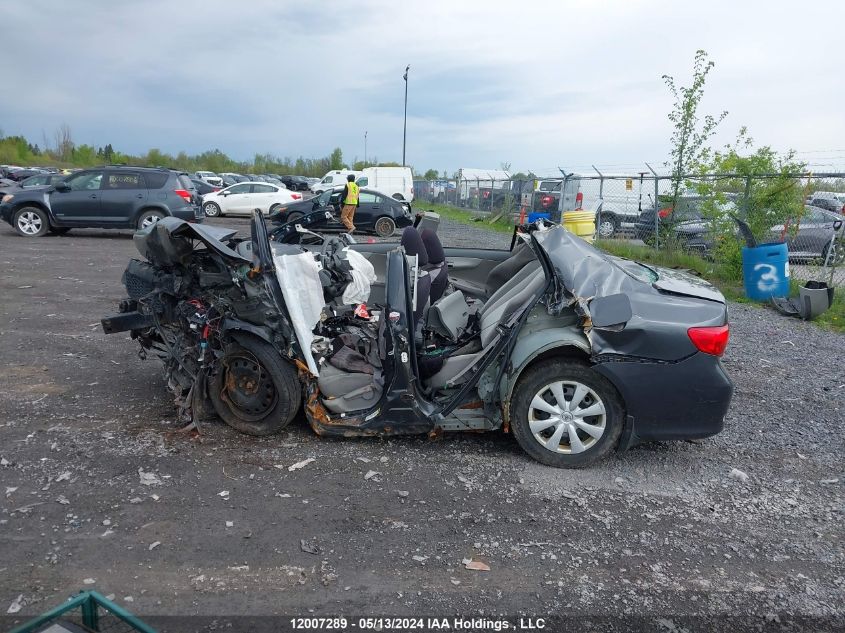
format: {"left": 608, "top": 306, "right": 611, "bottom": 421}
{"left": 663, "top": 50, "right": 727, "bottom": 226}
{"left": 329, "top": 147, "right": 343, "bottom": 170}
{"left": 696, "top": 129, "right": 806, "bottom": 279}
{"left": 423, "top": 169, "right": 439, "bottom": 180}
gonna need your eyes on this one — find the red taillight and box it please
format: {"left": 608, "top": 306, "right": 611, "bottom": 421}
{"left": 291, "top": 193, "right": 301, "bottom": 200}
{"left": 483, "top": 191, "right": 490, "bottom": 198}
{"left": 658, "top": 207, "right": 671, "bottom": 218}
{"left": 212, "top": 187, "right": 221, "bottom": 192}
{"left": 174, "top": 189, "right": 192, "bottom": 202}
{"left": 541, "top": 195, "right": 553, "bottom": 208}
{"left": 687, "top": 324, "right": 730, "bottom": 356}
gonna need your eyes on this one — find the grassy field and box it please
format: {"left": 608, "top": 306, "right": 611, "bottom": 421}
{"left": 415, "top": 201, "right": 516, "bottom": 234}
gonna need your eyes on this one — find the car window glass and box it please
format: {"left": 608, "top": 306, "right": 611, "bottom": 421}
{"left": 359, "top": 192, "right": 378, "bottom": 203}
{"left": 105, "top": 173, "right": 141, "bottom": 189}
{"left": 228, "top": 184, "right": 250, "bottom": 194}
{"left": 179, "top": 175, "right": 196, "bottom": 190}
{"left": 318, "top": 190, "right": 332, "bottom": 205}
{"left": 66, "top": 171, "right": 104, "bottom": 191}
{"left": 252, "top": 184, "right": 275, "bottom": 194}
{"left": 357, "top": 177, "right": 369, "bottom": 186}
{"left": 322, "top": 176, "right": 332, "bottom": 184}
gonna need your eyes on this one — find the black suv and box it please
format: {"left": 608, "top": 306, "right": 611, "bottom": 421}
{"left": 0, "top": 166, "right": 202, "bottom": 237}
{"left": 279, "top": 175, "right": 310, "bottom": 191}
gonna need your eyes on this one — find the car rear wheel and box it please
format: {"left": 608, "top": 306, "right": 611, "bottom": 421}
{"left": 209, "top": 336, "right": 301, "bottom": 436}
{"left": 137, "top": 210, "right": 165, "bottom": 230}
{"left": 511, "top": 360, "right": 623, "bottom": 468}
{"left": 287, "top": 211, "right": 303, "bottom": 223}
{"left": 13, "top": 207, "right": 50, "bottom": 237}
{"left": 203, "top": 202, "right": 221, "bottom": 217}
{"left": 374, "top": 216, "right": 396, "bottom": 238}
{"left": 596, "top": 214, "right": 618, "bottom": 238}
{"left": 269, "top": 203, "right": 282, "bottom": 215}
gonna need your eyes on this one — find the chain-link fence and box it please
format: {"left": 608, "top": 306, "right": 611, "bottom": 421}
{"left": 413, "top": 170, "right": 845, "bottom": 287}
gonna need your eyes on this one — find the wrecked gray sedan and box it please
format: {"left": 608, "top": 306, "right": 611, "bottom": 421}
{"left": 102, "top": 212, "right": 733, "bottom": 467}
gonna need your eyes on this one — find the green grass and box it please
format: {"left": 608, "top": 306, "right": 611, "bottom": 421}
{"left": 416, "top": 202, "right": 516, "bottom": 235}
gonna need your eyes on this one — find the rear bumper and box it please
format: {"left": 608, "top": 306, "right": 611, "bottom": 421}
{"left": 172, "top": 206, "right": 204, "bottom": 223}
{"left": 594, "top": 351, "right": 733, "bottom": 446}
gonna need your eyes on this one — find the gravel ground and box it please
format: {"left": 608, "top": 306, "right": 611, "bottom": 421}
{"left": 0, "top": 217, "right": 843, "bottom": 632}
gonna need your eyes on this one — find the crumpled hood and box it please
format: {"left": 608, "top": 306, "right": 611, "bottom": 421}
{"left": 133, "top": 217, "right": 249, "bottom": 267}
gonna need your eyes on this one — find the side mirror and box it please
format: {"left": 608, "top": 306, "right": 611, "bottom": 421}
{"left": 54, "top": 182, "right": 71, "bottom": 193}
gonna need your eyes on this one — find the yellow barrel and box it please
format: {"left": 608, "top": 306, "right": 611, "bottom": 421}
{"left": 562, "top": 210, "right": 596, "bottom": 242}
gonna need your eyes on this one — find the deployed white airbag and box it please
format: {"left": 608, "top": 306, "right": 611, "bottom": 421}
{"left": 272, "top": 249, "right": 324, "bottom": 375}
{"left": 340, "top": 248, "right": 377, "bottom": 305}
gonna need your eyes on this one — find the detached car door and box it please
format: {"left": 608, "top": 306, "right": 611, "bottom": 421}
{"left": 50, "top": 170, "right": 104, "bottom": 225}
{"left": 100, "top": 171, "right": 145, "bottom": 224}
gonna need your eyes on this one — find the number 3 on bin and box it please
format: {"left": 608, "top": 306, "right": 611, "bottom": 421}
{"left": 754, "top": 263, "right": 779, "bottom": 292}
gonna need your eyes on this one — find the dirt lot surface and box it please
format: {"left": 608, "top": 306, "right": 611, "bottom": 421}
{"left": 1, "top": 218, "right": 843, "bottom": 631}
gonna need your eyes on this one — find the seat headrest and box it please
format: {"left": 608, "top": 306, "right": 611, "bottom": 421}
{"left": 420, "top": 228, "right": 445, "bottom": 265}
{"left": 400, "top": 227, "right": 429, "bottom": 267}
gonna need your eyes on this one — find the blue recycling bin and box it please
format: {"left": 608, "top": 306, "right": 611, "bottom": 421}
{"left": 742, "top": 242, "right": 790, "bottom": 301}
{"left": 527, "top": 212, "right": 551, "bottom": 223}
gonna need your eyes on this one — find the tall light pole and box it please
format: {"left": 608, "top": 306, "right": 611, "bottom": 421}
{"left": 402, "top": 64, "right": 410, "bottom": 166}
{"left": 364, "top": 130, "right": 368, "bottom": 166}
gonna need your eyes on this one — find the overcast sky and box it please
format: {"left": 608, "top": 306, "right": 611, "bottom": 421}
{"left": 3, "top": 0, "right": 844, "bottom": 175}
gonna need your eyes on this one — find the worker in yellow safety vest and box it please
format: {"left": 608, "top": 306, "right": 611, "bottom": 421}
{"left": 339, "top": 174, "right": 359, "bottom": 233}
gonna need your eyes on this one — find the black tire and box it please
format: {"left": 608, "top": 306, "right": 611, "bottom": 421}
{"left": 203, "top": 201, "right": 221, "bottom": 217}
{"left": 13, "top": 206, "right": 50, "bottom": 237}
{"left": 287, "top": 211, "right": 303, "bottom": 223}
{"left": 209, "top": 336, "right": 301, "bottom": 436}
{"left": 510, "top": 360, "right": 624, "bottom": 468}
{"left": 374, "top": 216, "right": 396, "bottom": 238}
{"left": 269, "top": 203, "right": 282, "bottom": 215}
{"left": 596, "top": 214, "right": 618, "bottom": 239}
{"left": 392, "top": 193, "right": 404, "bottom": 201}
{"left": 50, "top": 227, "right": 72, "bottom": 235}
{"left": 137, "top": 209, "right": 165, "bottom": 230}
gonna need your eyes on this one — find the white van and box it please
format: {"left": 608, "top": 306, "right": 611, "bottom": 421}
{"left": 312, "top": 170, "right": 364, "bottom": 194}
{"left": 357, "top": 166, "right": 414, "bottom": 202}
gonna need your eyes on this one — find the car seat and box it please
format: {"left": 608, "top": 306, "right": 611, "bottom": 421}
{"left": 483, "top": 239, "right": 536, "bottom": 298}
{"left": 424, "top": 261, "right": 545, "bottom": 390}
{"left": 400, "top": 227, "right": 431, "bottom": 323}
{"left": 421, "top": 228, "right": 448, "bottom": 304}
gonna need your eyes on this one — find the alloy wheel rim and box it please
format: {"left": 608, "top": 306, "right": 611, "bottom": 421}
{"left": 204, "top": 203, "right": 218, "bottom": 216}
{"left": 18, "top": 211, "right": 42, "bottom": 235}
{"left": 528, "top": 380, "right": 606, "bottom": 454}
{"left": 141, "top": 215, "right": 160, "bottom": 229}
{"left": 598, "top": 220, "right": 614, "bottom": 237}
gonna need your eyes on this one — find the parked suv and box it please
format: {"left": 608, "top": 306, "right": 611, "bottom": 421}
{"left": 0, "top": 166, "right": 202, "bottom": 237}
